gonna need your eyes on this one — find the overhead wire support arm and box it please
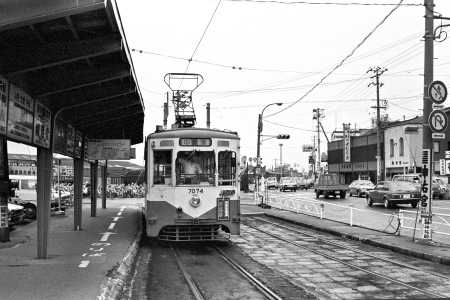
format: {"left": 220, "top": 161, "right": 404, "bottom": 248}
{"left": 319, "top": 122, "right": 329, "bottom": 143}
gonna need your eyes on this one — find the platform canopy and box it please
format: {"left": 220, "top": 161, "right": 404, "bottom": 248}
{"left": 0, "top": 0, "right": 145, "bottom": 146}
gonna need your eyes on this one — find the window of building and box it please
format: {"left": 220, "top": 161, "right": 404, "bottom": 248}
{"left": 399, "top": 138, "right": 404, "bottom": 156}
{"left": 390, "top": 139, "right": 394, "bottom": 157}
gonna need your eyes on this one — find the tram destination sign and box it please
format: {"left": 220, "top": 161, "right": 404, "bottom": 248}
{"left": 87, "top": 139, "right": 131, "bottom": 160}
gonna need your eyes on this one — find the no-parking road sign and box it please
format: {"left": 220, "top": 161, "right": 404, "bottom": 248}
{"left": 429, "top": 109, "right": 448, "bottom": 134}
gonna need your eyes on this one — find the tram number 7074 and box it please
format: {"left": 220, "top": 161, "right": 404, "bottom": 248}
{"left": 188, "top": 189, "right": 204, "bottom": 194}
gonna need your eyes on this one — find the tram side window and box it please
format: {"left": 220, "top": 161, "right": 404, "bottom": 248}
{"left": 153, "top": 150, "right": 172, "bottom": 185}
{"left": 218, "top": 151, "right": 236, "bottom": 186}
{"left": 176, "top": 151, "right": 215, "bottom": 186}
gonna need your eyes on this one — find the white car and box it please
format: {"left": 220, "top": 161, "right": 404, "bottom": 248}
{"left": 265, "top": 177, "right": 278, "bottom": 189}
{"left": 279, "top": 177, "right": 297, "bottom": 192}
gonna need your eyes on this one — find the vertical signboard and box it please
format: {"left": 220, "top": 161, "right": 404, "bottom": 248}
{"left": 66, "top": 124, "right": 75, "bottom": 157}
{"left": 33, "top": 101, "right": 51, "bottom": 148}
{"left": 53, "top": 117, "right": 67, "bottom": 155}
{"left": 0, "top": 76, "right": 8, "bottom": 135}
{"left": 7, "top": 83, "right": 34, "bottom": 143}
{"left": 343, "top": 123, "right": 351, "bottom": 162}
{"left": 74, "top": 130, "right": 83, "bottom": 158}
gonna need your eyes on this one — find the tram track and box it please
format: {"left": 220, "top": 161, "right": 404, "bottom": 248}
{"left": 170, "top": 244, "right": 283, "bottom": 300}
{"left": 242, "top": 215, "right": 450, "bottom": 299}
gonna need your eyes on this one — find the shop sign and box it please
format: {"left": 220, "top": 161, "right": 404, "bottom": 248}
{"left": 343, "top": 123, "right": 351, "bottom": 162}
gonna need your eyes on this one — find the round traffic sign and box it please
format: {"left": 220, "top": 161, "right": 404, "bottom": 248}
{"left": 429, "top": 109, "right": 448, "bottom": 133}
{"left": 428, "top": 80, "right": 447, "bottom": 104}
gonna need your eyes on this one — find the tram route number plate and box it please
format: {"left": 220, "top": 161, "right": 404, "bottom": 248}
{"left": 217, "top": 198, "right": 230, "bottom": 221}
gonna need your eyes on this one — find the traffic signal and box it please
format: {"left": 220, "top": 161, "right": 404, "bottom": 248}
{"left": 257, "top": 157, "right": 262, "bottom": 166}
{"left": 277, "top": 134, "right": 290, "bottom": 139}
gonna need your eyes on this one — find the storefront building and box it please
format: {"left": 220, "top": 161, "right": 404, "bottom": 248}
{"left": 328, "top": 131, "right": 383, "bottom": 184}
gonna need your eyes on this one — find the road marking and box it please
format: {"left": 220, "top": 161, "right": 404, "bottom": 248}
{"left": 113, "top": 217, "right": 122, "bottom": 221}
{"left": 108, "top": 223, "right": 116, "bottom": 230}
{"left": 79, "top": 260, "right": 90, "bottom": 268}
{"left": 117, "top": 211, "right": 122, "bottom": 216}
{"left": 100, "top": 232, "right": 117, "bottom": 242}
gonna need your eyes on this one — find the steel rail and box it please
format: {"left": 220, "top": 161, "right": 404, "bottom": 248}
{"left": 250, "top": 215, "right": 450, "bottom": 280}
{"left": 243, "top": 218, "right": 447, "bottom": 299}
{"left": 214, "top": 246, "right": 283, "bottom": 300}
{"left": 170, "top": 245, "right": 206, "bottom": 300}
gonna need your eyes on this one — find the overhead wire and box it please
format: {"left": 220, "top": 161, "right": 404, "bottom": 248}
{"left": 265, "top": 0, "right": 405, "bottom": 118}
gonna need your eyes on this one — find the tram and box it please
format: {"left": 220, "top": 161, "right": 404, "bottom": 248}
{"left": 144, "top": 74, "right": 241, "bottom": 241}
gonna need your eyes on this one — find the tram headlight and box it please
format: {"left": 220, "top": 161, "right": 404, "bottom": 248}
{"left": 190, "top": 194, "right": 201, "bottom": 207}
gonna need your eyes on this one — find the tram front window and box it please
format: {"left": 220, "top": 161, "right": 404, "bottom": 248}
{"left": 218, "top": 150, "right": 236, "bottom": 186}
{"left": 176, "top": 151, "right": 214, "bottom": 186}
{"left": 153, "top": 150, "right": 172, "bottom": 185}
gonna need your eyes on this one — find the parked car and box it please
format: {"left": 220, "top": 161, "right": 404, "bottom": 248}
{"left": 366, "top": 181, "right": 420, "bottom": 208}
{"left": 279, "top": 177, "right": 297, "bottom": 192}
{"left": 433, "top": 177, "right": 448, "bottom": 199}
{"left": 8, "top": 203, "right": 25, "bottom": 228}
{"left": 265, "top": 177, "right": 278, "bottom": 190}
{"left": 295, "top": 177, "right": 308, "bottom": 190}
{"left": 348, "top": 180, "right": 375, "bottom": 197}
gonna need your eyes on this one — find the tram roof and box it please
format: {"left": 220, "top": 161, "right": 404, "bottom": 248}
{"left": 0, "top": 0, "right": 145, "bottom": 145}
{"left": 148, "top": 127, "right": 240, "bottom": 140}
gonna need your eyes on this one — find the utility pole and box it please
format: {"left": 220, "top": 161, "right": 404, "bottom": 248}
{"left": 279, "top": 144, "right": 283, "bottom": 177}
{"left": 421, "top": 0, "right": 434, "bottom": 241}
{"left": 368, "top": 67, "right": 388, "bottom": 183}
{"left": 313, "top": 109, "right": 324, "bottom": 174}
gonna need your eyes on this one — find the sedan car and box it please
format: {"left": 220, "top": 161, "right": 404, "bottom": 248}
{"left": 366, "top": 181, "right": 420, "bottom": 208}
{"left": 265, "top": 177, "right": 278, "bottom": 190}
{"left": 8, "top": 203, "right": 25, "bottom": 228}
{"left": 279, "top": 177, "right": 297, "bottom": 192}
{"left": 295, "top": 177, "right": 308, "bottom": 190}
{"left": 349, "top": 180, "right": 375, "bottom": 197}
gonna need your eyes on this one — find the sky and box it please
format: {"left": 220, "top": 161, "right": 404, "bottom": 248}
{"left": 9, "top": 0, "right": 450, "bottom": 172}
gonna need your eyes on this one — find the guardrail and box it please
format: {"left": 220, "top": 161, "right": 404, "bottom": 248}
{"left": 263, "top": 193, "right": 450, "bottom": 242}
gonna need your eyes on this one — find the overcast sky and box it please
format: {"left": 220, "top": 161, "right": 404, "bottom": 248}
{"left": 9, "top": 0, "right": 450, "bottom": 171}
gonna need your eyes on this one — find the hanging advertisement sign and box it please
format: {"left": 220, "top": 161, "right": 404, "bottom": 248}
{"left": 343, "top": 123, "right": 351, "bottom": 162}
{"left": 53, "top": 117, "right": 67, "bottom": 155}
{"left": 87, "top": 139, "right": 131, "bottom": 160}
{"left": 66, "top": 124, "right": 75, "bottom": 157}
{"left": 33, "top": 101, "right": 51, "bottom": 148}
{"left": 74, "top": 130, "right": 83, "bottom": 158}
{"left": 0, "top": 76, "right": 8, "bottom": 135}
{"left": 7, "top": 84, "right": 34, "bottom": 143}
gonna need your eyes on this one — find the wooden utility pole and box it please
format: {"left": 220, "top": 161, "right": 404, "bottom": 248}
{"left": 368, "top": 67, "right": 387, "bottom": 183}
{"left": 421, "top": 0, "right": 434, "bottom": 241}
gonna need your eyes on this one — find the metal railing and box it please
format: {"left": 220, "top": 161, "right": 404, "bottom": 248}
{"left": 263, "top": 193, "right": 450, "bottom": 242}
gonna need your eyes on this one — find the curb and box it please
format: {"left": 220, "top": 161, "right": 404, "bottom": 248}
{"left": 97, "top": 212, "right": 143, "bottom": 300}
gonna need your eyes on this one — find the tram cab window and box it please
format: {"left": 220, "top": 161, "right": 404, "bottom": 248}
{"left": 218, "top": 150, "right": 236, "bottom": 186}
{"left": 153, "top": 150, "right": 172, "bottom": 185}
{"left": 176, "top": 151, "right": 214, "bottom": 186}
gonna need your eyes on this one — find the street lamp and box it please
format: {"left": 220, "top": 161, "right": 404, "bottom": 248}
{"left": 256, "top": 103, "right": 283, "bottom": 166}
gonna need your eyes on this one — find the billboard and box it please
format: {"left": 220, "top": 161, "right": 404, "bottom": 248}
{"left": 87, "top": 139, "right": 131, "bottom": 160}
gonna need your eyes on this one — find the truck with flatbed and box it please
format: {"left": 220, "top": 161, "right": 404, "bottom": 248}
{"left": 314, "top": 173, "right": 348, "bottom": 199}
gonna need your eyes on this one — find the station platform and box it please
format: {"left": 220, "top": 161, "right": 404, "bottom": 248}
{"left": 0, "top": 198, "right": 143, "bottom": 300}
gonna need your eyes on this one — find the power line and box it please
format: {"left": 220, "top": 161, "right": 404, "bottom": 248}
{"left": 265, "top": 0, "right": 405, "bottom": 118}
